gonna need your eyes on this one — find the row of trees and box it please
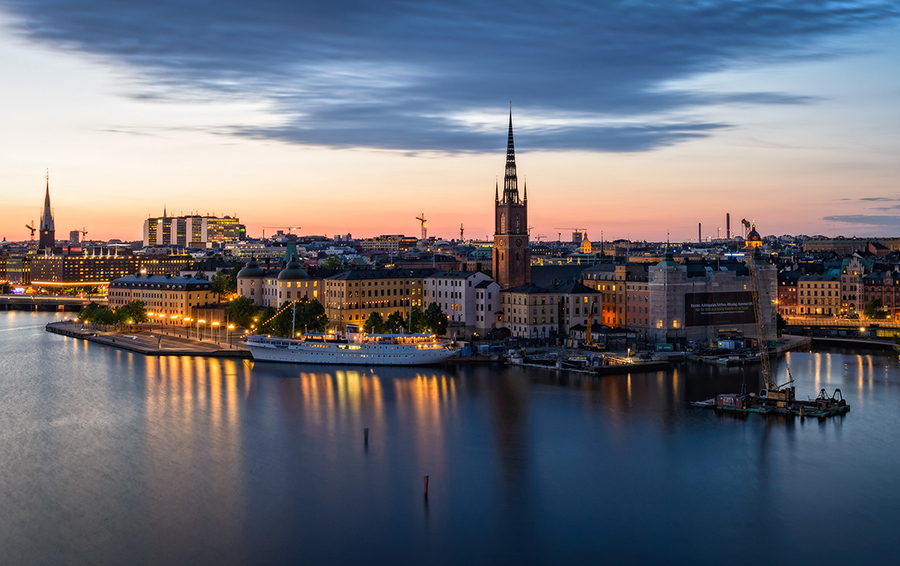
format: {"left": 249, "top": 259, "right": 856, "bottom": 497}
{"left": 363, "top": 303, "right": 448, "bottom": 335}
{"left": 238, "top": 297, "right": 330, "bottom": 338}
{"left": 77, "top": 300, "right": 148, "bottom": 325}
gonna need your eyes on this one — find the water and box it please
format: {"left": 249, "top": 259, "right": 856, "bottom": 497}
{"left": 2, "top": 311, "right": 899, "bottom": 565}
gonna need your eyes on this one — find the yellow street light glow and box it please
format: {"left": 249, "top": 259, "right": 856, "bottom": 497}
{"left": 199, "top": 319, "right": 206, "bottom": 324}
{"left": 212, "top": 321, "right": 220, "bottom": 326}
{"left": 228, "top": 324, "right": 235, "bottom": 329}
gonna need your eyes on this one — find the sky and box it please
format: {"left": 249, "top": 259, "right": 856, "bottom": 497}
{"left": 0, "top": 0, "right": 898, "bottom": 243}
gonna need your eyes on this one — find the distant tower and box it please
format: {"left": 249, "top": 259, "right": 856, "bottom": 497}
{"left": 492, "top": 108, "right": 531, "bottom": 288}
{"left": 38, "top": 172, "right": 56, "bottom": 251}
{"left": 726, "top": 213, "right": 731, "bottom": 240}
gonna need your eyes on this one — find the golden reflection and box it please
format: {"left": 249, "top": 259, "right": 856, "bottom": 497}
{"left": 857, "top": 354, "right": 864, "bottom": 390}
{"left": 143, "top": 356, "right": 246, "bottom": 541}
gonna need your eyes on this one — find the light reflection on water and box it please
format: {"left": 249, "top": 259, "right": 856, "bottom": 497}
{"left": 1, "top": 312, "right": 899, "bottom": 565}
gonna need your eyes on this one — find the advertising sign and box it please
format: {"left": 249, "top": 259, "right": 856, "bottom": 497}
{"left": 685, "top": 292, "right": 755, "bottom": 327}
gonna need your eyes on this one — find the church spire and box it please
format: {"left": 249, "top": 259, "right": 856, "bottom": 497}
{"left": 40, "top": 170, "right": 54, "bottom": 232}
{"left": 502, "top": 105, "right": 519, "bottom": 204}
{"left": 495, "top": 178, "right": 499, "bottom": 202}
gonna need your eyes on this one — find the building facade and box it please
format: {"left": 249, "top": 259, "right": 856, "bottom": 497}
{"left": 108, "top": 274, "right": 212, "bottom": 324}
{"left": 500, "top": 284, "right": 558, "bottom": 339}
{"left": 423, "top": 271, "right": 496, "bottom": 334}
{"left": 797, "top": 274, "right": 840, "bottom": 316}
{"left": 143, "top": 214, "right": 246, "bottom": 248}
{"left": 648, "top": 252, "right": 777, "bottom": 344}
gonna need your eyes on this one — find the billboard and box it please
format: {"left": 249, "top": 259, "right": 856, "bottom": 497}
{"left": 685, "top": 292, "right": 755, "bottom": 327}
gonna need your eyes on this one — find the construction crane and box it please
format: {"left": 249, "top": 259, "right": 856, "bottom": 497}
{"left": 76, "top": 227, "right": 88, "bottom": 241}
{"left": 416, "top": 214, "right": 427, "bottom": 240}
{"left": 534, "top": 234, "right": 548, "bottom": 242}
{"left": 25, "top": 221, "right": 35, "bottom": 241}
{"left": 262, "top": 226, "right": 301, "bottom": 238}
{"left": 748, "top": 243, "right": 794, "bottom": 404}
{"left": 555, "top": 227, "right": 587, "bottom": 242}
{"left": 741, "top": 218, "right": 752, "bottom": 239}
{"left": 584, "top": 297, "right": 597, "bottom": 347}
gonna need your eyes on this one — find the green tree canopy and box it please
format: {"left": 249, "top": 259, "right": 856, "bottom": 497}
{"left": 117, "top": 300, "right": 148, "bottom": 324}
{"left": 321, "top": 255, "right": 343, "bottom": 270}
{"left": 227, "top": 296, "right": 257, "bottom": 329}
{"left": 384, "top": 311, "right": 406, "bottom": 334}
{"left": 865, "top": 298, "right": 887, "bottom": 319}
{"left": 296, "top": 298, "right": 328, "bottom": 333}
{"left": 364, "top": 312, "right": 385, "bottom": 334}
{"left": 424, "top": 302, "right": 448, "bottom": 335}
{"left": 408, "top": 306, "right": 428, "bottom": 333}
{"left": 77, "top": 302, "right": 100, "bottom": 322}
{"left": 210, "top": 271, "right": 229, "bottom": 299}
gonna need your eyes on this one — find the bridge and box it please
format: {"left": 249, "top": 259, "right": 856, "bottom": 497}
{"left": 0, "top": 294, "right": 107, "bottom": 312}
{"left": 784, "top": 315, "right": 899, "bottom": 348}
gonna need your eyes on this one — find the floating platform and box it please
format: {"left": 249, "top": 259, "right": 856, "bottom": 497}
{"left": 691, "top": 387, "right": 849, "bottom": 419}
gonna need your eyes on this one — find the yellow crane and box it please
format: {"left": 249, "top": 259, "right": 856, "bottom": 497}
{"left": 748, "top": 245, "right": 795, "bottom": 406}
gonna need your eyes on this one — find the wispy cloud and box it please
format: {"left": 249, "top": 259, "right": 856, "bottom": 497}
{"left": 823, "top": 215, "right": 900, "bottom": 228}
{"left": 2, "top": 0, "right": 896, "bottom": 152}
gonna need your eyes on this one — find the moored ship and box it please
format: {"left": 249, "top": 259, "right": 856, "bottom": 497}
{"left": 242, "top": 327, "right": 460, "bottom": 366}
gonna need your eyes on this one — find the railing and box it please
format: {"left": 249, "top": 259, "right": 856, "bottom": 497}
{"left": 0, "top": 294, "right": 107, "bottom": 306}
{"left": 784, "top": 315, "right": 900, "bottom": 329}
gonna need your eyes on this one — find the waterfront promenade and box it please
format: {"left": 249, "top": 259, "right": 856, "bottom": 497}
{"left": 46, "top": 321, "right": 251, "bottom": 358}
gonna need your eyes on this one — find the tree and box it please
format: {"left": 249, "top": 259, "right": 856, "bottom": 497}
{"left": 193, "top": 271, "right": 209, "bottom": 280}
{"left": 385, "top": 311, "right": 406, "bottom": 334}
{"left": 210, "top": 271, "right": 227, "bottom": 299}
{"left": 256, "top": 306, "right": 277, "bottom": 334}
{"left": 117, "top": 300, "right": 148, "bottom": 324}
{"left": 226, "top": 266, "right": 240, "bottom": 295}
{"left": 424, "top": 302, "right": 449, "bottom": 335}
{"left": 78, "top": 302, "right": 100, "bottom": 322}
{"left": 227, "top": 296, "right": 257, "bottom": 329}
{"left": 408, "top": 306, "right": 429, "bottom": 333}
{"left": 321, "top": 255, "right": 343, "bottom": 270}
{"left": 296, "top": 298, "right": 328, "bottom": 332}
{"left": 364, "top": 312, "right": 385, "bottom": 334}
{"left": 865, "top": 298, "right": 887, "bottom": 319}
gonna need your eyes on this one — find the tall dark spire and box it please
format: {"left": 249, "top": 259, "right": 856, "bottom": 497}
{"left": 502, "top": 107, "right": 519, "bottom": 204}
{"left": 40, "top": 171, "right": 54, "bottom": 232}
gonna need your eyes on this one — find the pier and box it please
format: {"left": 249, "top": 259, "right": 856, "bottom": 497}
{"left": 46, "top": 321, "right": 251, "bottom": 358}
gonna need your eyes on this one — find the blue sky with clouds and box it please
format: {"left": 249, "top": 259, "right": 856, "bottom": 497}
{"left": 1, "top": 0, "right": 899, "bottom": 239}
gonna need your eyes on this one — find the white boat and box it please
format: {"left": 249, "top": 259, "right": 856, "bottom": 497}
{"left": 242, "top": 328, "right": 460, "bottom": 366}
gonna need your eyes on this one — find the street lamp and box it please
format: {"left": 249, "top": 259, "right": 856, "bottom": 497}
{"left": 228, "top": 324, "right": 235, "bottom": 347}
{"left": 212, "top": 321, "right": 220, "bottom": 344}
{"left": 198, "top": 319, "right": 206, "bottom": 341}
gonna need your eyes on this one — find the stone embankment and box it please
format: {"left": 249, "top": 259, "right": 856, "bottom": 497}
{"left": 46, "top": 321, "right": 251, "bottom": 358}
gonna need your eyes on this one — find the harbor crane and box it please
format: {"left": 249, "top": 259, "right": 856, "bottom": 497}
{"left": 416, "top": 214, "right": 427, "bottom": 240}
{"left": 25, "top": 221, "right": 36, "bottom": 241}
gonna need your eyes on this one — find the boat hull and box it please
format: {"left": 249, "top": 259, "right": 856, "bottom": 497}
{"left": 244, "top": 340, "right": 459, "bottom": 366}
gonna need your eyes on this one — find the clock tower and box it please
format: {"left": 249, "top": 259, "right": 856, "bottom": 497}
{"left": 493, "top": 109, "right": 530, "bottom": 289}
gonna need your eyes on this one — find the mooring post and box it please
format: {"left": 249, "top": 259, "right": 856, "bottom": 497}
{"left": 364, "top": 427, "right": 369, "bottom": 445}
{"left": 424, "top": 475, "right": 429, "bottom": 498}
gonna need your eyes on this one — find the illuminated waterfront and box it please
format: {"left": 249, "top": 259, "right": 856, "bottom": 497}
{"left": 2, "top": 312, "right": 899, "bottom": 564}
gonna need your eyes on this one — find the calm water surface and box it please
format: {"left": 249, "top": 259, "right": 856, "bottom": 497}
{"left": 2, "top": 311, "right": 899, "bottom": 565}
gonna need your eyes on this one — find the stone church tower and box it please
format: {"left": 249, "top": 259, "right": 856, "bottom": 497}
{"left": 492, "top": 110, "right": 530, "bottom": 289}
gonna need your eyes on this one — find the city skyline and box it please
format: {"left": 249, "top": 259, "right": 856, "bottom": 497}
{"left": 1, "top": 1, "right": 899, "bottom": 242}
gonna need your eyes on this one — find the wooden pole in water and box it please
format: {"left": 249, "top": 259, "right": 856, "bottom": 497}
{"left": 424, "top": 475, "right": 429, "bottom": 498}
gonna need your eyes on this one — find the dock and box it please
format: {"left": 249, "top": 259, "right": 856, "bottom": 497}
{"left": 46, "top": 321, "right": 251, "bottom": 358}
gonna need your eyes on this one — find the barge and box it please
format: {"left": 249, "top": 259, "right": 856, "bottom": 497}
{"left": 691, "top": 372, "right": 849, "bottom": 418}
